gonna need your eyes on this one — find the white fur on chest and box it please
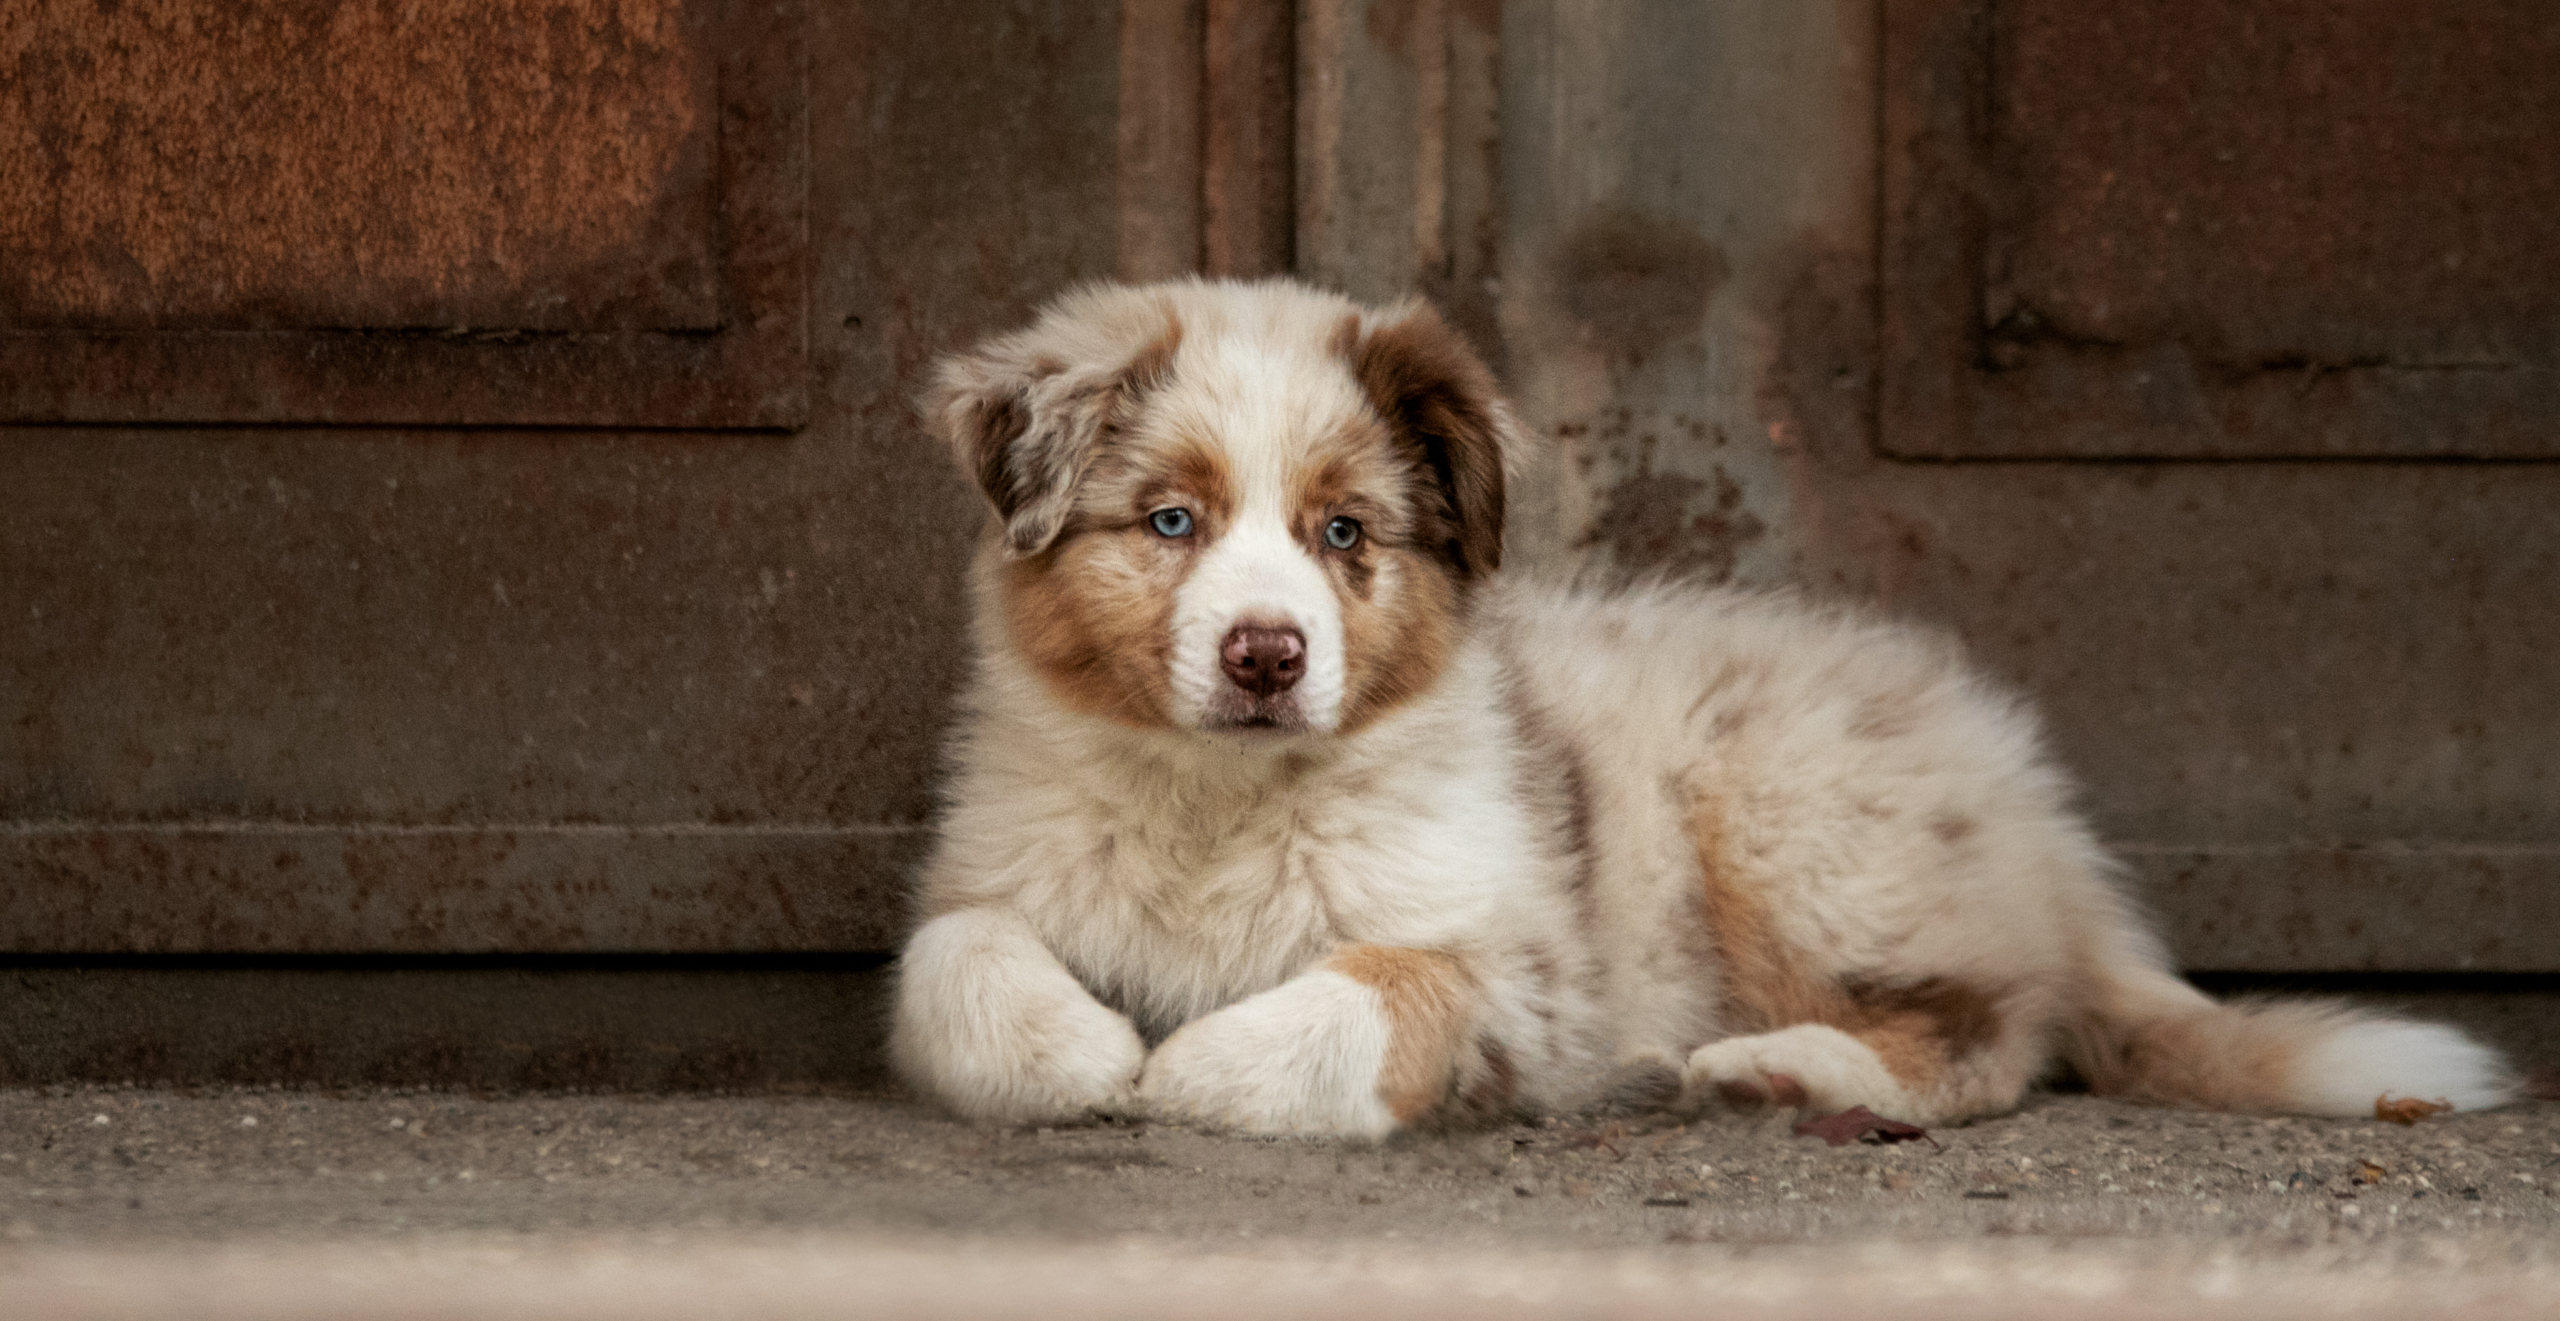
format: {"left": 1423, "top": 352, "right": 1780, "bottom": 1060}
{"left": 930, "top": 644, "right": 1544, "bottom": 1038}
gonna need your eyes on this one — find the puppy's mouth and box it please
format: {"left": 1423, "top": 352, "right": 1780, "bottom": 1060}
{"left": 1198, "top": 693, "right": 1312, "bottom": 735}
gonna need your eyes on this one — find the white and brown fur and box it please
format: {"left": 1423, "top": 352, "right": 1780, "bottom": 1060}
{"left": 889, "top": 278, "right": 2515, "bottom": 1137}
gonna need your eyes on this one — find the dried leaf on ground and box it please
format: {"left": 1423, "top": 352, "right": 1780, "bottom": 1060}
{"left": 2375, "top": 1095, "right": 2453, "bottom": 1125}
{"left": 1559, "top": 1123, "right": 1626, "bottom": 1159}
{"left": 1792, "top": 1106, "right": 1938, "bottom": 1148}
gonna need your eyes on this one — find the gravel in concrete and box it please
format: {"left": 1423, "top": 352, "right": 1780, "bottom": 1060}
{"left": 5, "top": 1085, "right": 2558, "bottom": 1317}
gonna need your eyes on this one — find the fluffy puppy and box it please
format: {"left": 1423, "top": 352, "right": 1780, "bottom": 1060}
{"left": 889, "top": 277, "right": 2514, "bottom": 1136}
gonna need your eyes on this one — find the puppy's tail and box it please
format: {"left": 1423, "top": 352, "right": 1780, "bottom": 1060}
{"left": 2063, "top": 930, "right": 2516, "bottom": 1117}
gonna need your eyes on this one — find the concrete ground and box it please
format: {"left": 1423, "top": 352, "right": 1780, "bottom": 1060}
{"left": 6, "top": 1084, "right": 2560, "bottom": 1318}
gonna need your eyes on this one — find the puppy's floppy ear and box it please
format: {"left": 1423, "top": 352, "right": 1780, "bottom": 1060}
{"left": 1341, "top": 301, "right": 1516, "bottom": 579}
{"left": 927, "top": 305, "right": 1184, "bottom": 557}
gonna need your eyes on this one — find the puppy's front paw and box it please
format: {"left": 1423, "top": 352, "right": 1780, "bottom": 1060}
{"left": 1136, "top": 973, "right": 1397, "bottom": 1138}
{"left": 1023, "top": 997, "right": 1152, "bottom": 1120}
{"left": 903, "top": 982, "right": 1147, "bottom": 1125}
{"left": 892, "top": 910, "right": 1149, "bottom": 1124}
{"left": 1681, "top": 1024, "right": 1912, "bottom": 1121}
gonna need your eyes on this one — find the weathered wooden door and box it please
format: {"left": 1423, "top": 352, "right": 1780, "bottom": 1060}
{"left": 1497, "top": 0, "right": 2560, "bottom": 976}
{"left": 1, "top": 0, "right": 1139, "bottom": 957}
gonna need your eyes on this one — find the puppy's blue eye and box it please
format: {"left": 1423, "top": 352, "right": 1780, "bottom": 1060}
{"left": 1148, "top": 507, "right": 1194, "bottom": 538}
{"left": 1323, "top": 516, "right": 1362, "bottom": 551}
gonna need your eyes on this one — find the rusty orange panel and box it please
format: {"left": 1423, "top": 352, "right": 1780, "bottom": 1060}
{"left": 1, "top": 0, "right": 717, "bottom": 333}
{"left": 0, "top": 0, "right": 805, "bottom": 429}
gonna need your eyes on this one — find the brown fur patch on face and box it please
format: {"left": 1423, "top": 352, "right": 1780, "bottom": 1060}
{"left": 1289, "top": 420, "right": 1467, "bottom": 734}
{"left": 1337, "top": 305, "right": 1510, "bottom": 580}
{"left": 999, "top": 535, "right": 1186, "bottom": 729}
{"left": 1689, "top": 788, "right": 2007, "bottom": 1092}
{"left": 1328, "top": 944, "right": 1476, "bottom": 1123}
{"left": 1071, "top": 431, "right": 1239, "bottom": 536}
{"left": 1289, "top": 448, "right": 1381, "bottom": 597}
{"left": 1001, "top": 421, "right": 1240, "bottom": 729}
{"left": 1334, "top": 547, "right": 1458, "bottom": 733}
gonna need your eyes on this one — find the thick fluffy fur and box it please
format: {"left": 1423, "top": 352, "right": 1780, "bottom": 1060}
{"left": 891, "top": 278, "right": 2516, "bottom": 1136}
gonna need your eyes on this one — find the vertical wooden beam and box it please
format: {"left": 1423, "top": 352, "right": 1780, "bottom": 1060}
{"left": 1438, "top": 0, "right": 1502, "bottom": 364}
{"left": 1203, "top": 0, "right": 1297, "bottom": 278}
{"left": 1295, "top": 0, "right": 1454, "bottom": 305}
{"left": 1124, "top": 0, "right": 1486, "bottom": 304}
{"left": 1410, "top": 0, "right": 1449, "bottom": 274}
{"left": 1118, "top": 0, "right": 1205, "bottom": 281}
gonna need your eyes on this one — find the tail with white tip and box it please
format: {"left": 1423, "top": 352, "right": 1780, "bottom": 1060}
{"left": 2065, "top": 932, "right": 2515, "bottom": 1117}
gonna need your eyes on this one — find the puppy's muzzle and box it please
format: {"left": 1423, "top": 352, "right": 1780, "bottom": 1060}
{"left": 1219, "top": 623, "right": 1305, "bottom": 697}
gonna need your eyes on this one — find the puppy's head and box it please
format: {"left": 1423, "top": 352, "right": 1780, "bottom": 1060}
{"left": 928, "top": 279, "right": 1518, "bottom": 739}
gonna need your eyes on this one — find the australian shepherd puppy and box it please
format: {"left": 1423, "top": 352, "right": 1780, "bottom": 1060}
{"left": 888, "top": 278, "right": 2513, "bottom": 1137}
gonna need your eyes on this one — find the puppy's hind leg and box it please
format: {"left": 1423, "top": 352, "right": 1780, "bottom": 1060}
{"left": 1681, "top": 981, "right": 2049, "bottom": 1128}
{"left": 891, "top": 906, "right": 1148, "bottom": 1124}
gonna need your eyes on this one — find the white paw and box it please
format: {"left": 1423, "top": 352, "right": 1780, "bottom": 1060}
{"left": 1007, "top": 992, "right": 1149, "bottom": 1120}
{"left": 1137, "top": 971, "right": 1397, "bottom": 1138}
{"left": 891, "top": 910, "right": 1150, "bottom": 1124}
{"left": 900, "top": 978, "right": 1148, "bottom": 1125}
{"left": 1682, "top": 1024, "right": 1913, "bottom": 1120}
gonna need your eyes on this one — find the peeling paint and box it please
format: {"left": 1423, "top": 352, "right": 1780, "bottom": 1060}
{"left": 1577, "top": 464, "right": 1766, "bottom": 584}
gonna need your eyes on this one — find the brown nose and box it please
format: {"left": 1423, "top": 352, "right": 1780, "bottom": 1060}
{"left": 1219, "top": 623, "right": 1306, "bottom": 697}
